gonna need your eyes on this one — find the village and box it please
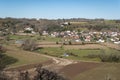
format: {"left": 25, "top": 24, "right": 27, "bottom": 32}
{"left": 44, "top": 30, "right": 120, "bottom": 44}
{"left": 15, "top": 25, "right": 120, "bottom": 45}
{"left": 0, "top": 0, "right": 120, "bottom": 80}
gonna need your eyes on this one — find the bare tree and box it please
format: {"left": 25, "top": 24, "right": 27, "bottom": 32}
{"left": 22, "top": 39, "right": 37, "bottom": 51}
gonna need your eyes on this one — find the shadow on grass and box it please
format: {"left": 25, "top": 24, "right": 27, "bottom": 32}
{"left": 0, "top": 53, "right": 18, "bottom": 70}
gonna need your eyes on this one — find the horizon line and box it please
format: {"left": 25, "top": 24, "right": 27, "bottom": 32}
{"left": 0, "top": 17, "right": 120, "bottom": 20}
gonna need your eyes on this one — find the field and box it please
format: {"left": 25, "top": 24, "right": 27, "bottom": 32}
{"left": 2, "top": 34, "right": 120, "bottom": 80}
{"left": 59, "top": 62, "right": 120, "bottom": 80}
{"left": 9, "top": 34, "right": 61, "bottom": 42}
{"left": 4, "top": 44, "right": 49, "bottom": 68}
{"left": 36, "top": 46, "right": 120, "bottom": 61}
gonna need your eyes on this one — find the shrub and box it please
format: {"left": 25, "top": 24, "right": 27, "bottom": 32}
{"left": 24, "top": 30, "right": 31, "bottom": 33}
{"left": 22, "top": 39, "right": 37, "bottom": 51}
{"left": 85, "top": 53, "right": 120, "bottom": 62}
{"left": 17, "top": 65, "right": 67, "bottom": 80}
{"left": 34, "top": 67, "right": 67, "bottom": 80}
{"left": 68, "top": 41, "right": 72, "bottom": 45}
{"left": 81, "top": 42, "right": 85, "bottom": 45}
{"left": 0, "top": 45, "right": 6, "bottom": 53}
{"left": 56, "top": 41, "right": 59, "bottom": 44}
{"left": 99, "top": 53, "right": 120, "bottom": 62}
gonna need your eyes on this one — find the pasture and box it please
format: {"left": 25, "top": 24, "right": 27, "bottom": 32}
{"left": 36, "top": 45, "right": 120, "bottom": 61}
{"left": 4, "top": 44, "right": 49, "bottom": 68}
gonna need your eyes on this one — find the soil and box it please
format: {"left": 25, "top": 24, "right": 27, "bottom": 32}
{"left": 59, "top": 62, "right": 101, "bottom": 79}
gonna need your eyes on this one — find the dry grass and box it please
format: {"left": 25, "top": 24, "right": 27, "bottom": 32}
{"left": 4, "top": 44, "right": 49, "bottom": 68}
{"left": 37, "top": 43, "right": 107, "bottom": 50}
{"left": 101, "top": 43, "right": 120, "bottom": 50}
{"left": 64, "top": 44, "right": 107, "bottom": 50}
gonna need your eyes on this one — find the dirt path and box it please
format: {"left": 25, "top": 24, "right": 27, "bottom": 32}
{"left": 5, "top": 44, "right": 78, "bottom": 71}
{"left": 100, "top": 43, "right": 120, "bottom": 50}
{"left": 4, "top": 44, "right": 102, "bottom": 80}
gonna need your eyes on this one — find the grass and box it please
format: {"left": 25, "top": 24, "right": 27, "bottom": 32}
{"left": 4, "top": 45, "right": 49, "bottom": 68}
{"left": 36, "top": 47, "right": 120, "bottom": 61}
{"left": 74, "top": 63, "right": 120, "bottom": 80}
{"left": 37, "top": 47, "right": 100, "bottom": 61}
{"left": 9, "top": 34, "right": 62, "bottom": 42}
{"left": 37, "top": 36, "right": 61, "bottom": 42}
{"left": 9, "top": 35, "right": 32, "bottom": 40}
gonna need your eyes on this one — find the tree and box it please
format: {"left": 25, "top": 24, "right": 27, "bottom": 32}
{"left": 34, "top": 66, "right": 67, "bottom": 80}
{"left": 22, "top": 39, "right": 37, "bottom": 51}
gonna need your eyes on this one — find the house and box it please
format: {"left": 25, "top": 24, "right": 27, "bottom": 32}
{"left": 96, "top": 39, "right": 105, "bottom": 43}
{"left": 24, "top": 27, "right": 34, "bottom": 34}
{"left": 42, "top": 31, "right": 48, "bottom": 36}
{"left": 24, "top": 27, "right": 33, "bottom": 31}
{"left": 114, "top": 41, "right": 120, "bottom": 44}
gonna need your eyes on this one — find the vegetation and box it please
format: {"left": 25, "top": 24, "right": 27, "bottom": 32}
{"left": 0, "top": 45, "right": 17, "bottom": 80}
{"left": 21, "top": 39, "right": 37, "bottom": 51}
{"left": 34, "top": 66, "right": 67, "bottom": 80}
{"left": 0, "top": 18, "right": 120, "bottom": 80}
{"left": 4, "top": 45, "right": 48, "bottom": 67}
{"left": 37, "top": 47, "right": 100, "bottom": 61}
{"left": 0, "top": 18, "right": 120, "bottom": 33}
{"left": 36, "top": 47, "right": 120, "bottom": 62}
{"left": 0, "top": 45, "right": 18, "bottom": 70}
{"left": 99, "top": 53, "right": 120, "bottom": 62}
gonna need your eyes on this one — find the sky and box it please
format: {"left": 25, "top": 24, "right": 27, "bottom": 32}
{"left": 0, "top": 0, "right": 120, "bottom": 19}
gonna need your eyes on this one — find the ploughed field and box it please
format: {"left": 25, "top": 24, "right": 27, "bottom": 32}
{"left": 59, "top": 62, "right": 120, "bottom": 80}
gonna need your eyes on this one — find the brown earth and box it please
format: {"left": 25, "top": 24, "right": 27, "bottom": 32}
{"left": 37, "top": 44, "right": 107, "bottom": 49}
{"left": 59, "top": 62, "right": 101, "bottom": 79}
{"left": 100, "top": 43, "right": 120, "bottom": 50}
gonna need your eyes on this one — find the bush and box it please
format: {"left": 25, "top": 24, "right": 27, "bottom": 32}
{"left": 22, "top": 39, "right": 37, "bottom": 51}
{"left": 85, "top": 53, "right": 120, "bottom": 62}
{"left": 68, "top": 41, "right": 72, "bottom": 45}
{"left": 24, "top": 30, "right": 31, "bottom": 33}
{"left": 16, "top": 65, "right": 67, "bottom": 80}
{"left": 68, "top": 52, "right": 78, "bottom": 57}
{"left": 99, "top": 53, "right": 120, "bottom": 62}
{"left": 0, "top": 45, "right": 6, "bottom": 53}
{"left": 0, "top": 73, "right": 11, "bottom": 80}
{"left": 34, "top": 67, "right": 67, "bottom": 80}
{"left": 56, "top": 41, "right": 59, "bottom": 44}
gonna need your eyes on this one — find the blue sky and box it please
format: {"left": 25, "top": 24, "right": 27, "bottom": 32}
{"left": 0, "top": 0, "right": 120, "bottom": 19}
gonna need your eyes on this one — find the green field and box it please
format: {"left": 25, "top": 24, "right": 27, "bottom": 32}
{"left": 36, "top": 47, "right": 120, "bottom": 61}
{"left": 4, "top": 45, "right": 49, "bottom": 68}
{"left": 9, "top": 35, "right": 32, "bottom": 40}
{"left": 9, "top": 34, "right": 61, "bottom": 42}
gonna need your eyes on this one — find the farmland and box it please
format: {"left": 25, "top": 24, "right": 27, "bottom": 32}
{"left": 3, "top": 44, "right": 49, "bottom": 68}
{"left": 3, "top": 37, "right": 120, "bottom": 80}
{"left": 59, "top": 62, "right": 120, "bottom": 80}
{"left": 0, "top": 17, "right": 120, "bottom": 80}
{"left": 36, "top": 45, "right": 120, "bottom": 61}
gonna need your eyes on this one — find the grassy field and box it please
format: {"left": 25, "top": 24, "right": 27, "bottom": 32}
{"left": 9, "top": 34, "right": 61, "bottom": 42}
{"left": 9, "top": 35, "right": 33, "bottom": 40}
{"left": 36, "top": 47, "right": 120, "bottom": 61}
{"left": 38, "top": 36, "right": 61, "bottom": 42}
{"left": 4, "top": 45, "right": 49, "bottom": 68}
